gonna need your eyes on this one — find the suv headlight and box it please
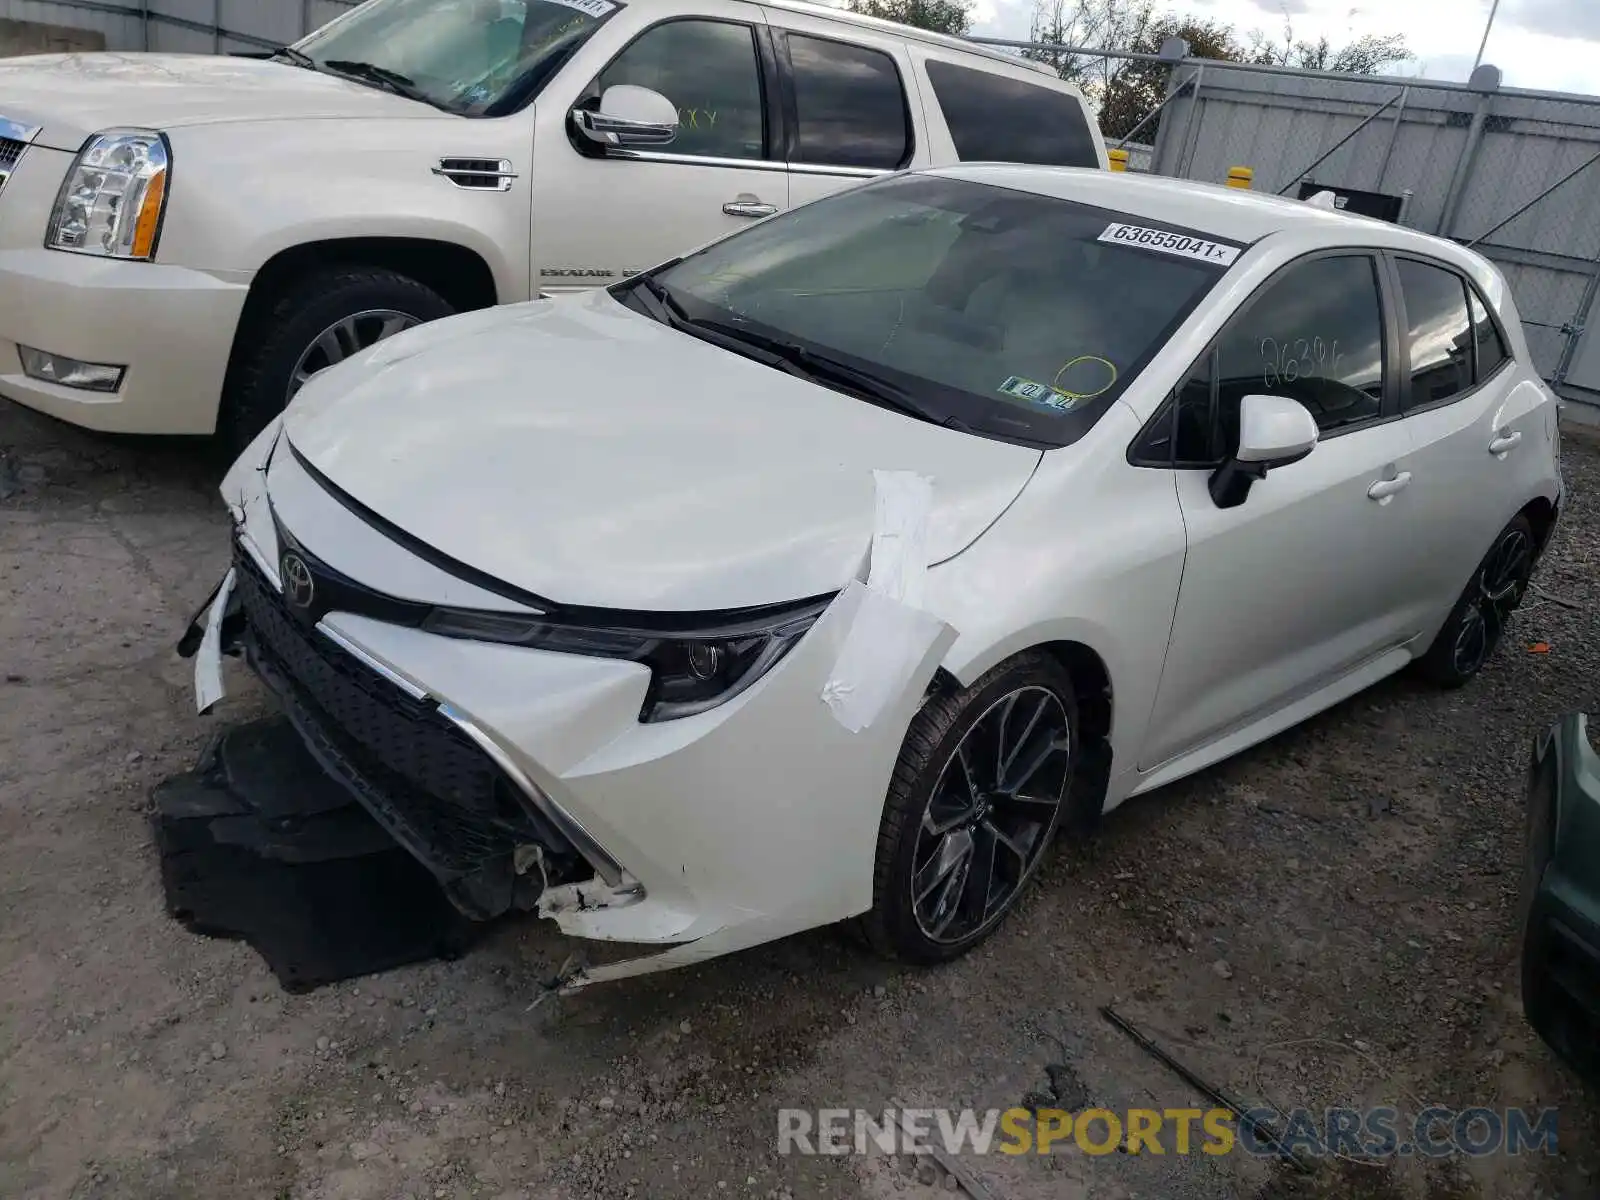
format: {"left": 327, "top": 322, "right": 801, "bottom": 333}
{"left": 422, "top": 597, "right": 832, "bottom": 723}
{"left": 47, "top": 129, "right": 171, "bottom": 260}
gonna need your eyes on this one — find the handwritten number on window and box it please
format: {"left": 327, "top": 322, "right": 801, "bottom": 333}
{"left": 1260, "top": 337, "right": 1343, "bottom": 390}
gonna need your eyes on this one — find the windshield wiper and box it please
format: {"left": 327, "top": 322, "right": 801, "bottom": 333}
{"left": 268, "top": 46, "right": 314, "bottom": 69}
{"left": 626, "top": 276, "right": 953, "bottom": 428}
{"left": 322, "top": 60, "right": 439, "bottom": 108}
{"left": 696, "top": 318, "right": 950, "bottom": 427}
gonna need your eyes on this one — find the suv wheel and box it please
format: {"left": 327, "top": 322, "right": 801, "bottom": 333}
{"left": 219, "top": 266, "right": 456, "bottom": 456}
{"left": 862, "top": 651, "right": 1077, "bottom": 964}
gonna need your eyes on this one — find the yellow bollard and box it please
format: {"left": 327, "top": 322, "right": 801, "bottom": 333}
{"left": 1108, "top": 148, "right": 1129, "bottom": 172}
{"left": 1226, "top": 166, "right": 1254, "bottom": 189}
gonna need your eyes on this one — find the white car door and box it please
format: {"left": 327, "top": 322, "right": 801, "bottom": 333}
{"left": 1382, "top": 254, "right": 1546, "bottom": 624}
{"left": 759, "top": 9, "right": 930, "bottom": 210}
{"left": 529, "top": 5, "right": 789, "bottom": 292}
{"left": 1139, "top": 252, "right": 1425, "bottom": 771}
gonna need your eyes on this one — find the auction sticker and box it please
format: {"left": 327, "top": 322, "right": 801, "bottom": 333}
{"left": 547, "top": 0, "right": 617, "bottom": 16}
{"left": 1098, "top": 222, "right": 1241, "bottom": 266}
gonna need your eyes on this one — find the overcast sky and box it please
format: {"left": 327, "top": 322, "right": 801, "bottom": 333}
{"left": 968, "top": 0, "right": 1600, "bottom": 96}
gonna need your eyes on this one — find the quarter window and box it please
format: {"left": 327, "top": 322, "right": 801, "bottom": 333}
{"left": 1170, "top": 255, "right": 1387, "bottom": 463}
{"left": 923, "top": 60, "right": 1098, "bottom": 168}
{"left": 1397, "top": 259, "right": 1474, "bottom": 410}
{"left": 786, "top": 34, "right": 909, "bottom": 170}
{"left": 1470, "top": 289, "right": 1510, "bottom": 380}
{"left": 594, "top": 21, "right": 766, "bottom": 160}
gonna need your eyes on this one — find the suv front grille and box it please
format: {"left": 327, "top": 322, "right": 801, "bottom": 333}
{"left": 233, "top": 544, "right": 562, "bottom": 885}
{"left": 0, "top": 137, "right": 28, "bottom": 193}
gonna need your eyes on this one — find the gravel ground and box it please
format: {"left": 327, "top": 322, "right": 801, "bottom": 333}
{"left": 1, "top": 397, "right": 1598, "bottom": 1200}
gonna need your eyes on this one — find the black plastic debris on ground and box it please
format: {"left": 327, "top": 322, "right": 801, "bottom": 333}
{"left": 151, "top": 717, "right": 478, "bottom": 993}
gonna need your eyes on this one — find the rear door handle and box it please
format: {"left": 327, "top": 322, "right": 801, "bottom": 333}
{"left": 1489, "top": 430, "right": 1522, "bottom": 456}
{"left": 1367, "top": 472, "right": 1412, "bottom": 503}
{"left": 723, "top": 197, "right": 777, "bottom": 218}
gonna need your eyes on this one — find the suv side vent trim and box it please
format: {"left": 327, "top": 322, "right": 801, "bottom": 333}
{"left": 432, "top": 157, "right": 518, "bottom": 191}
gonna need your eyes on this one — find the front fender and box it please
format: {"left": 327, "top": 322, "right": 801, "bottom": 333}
{"left": 156, "top": 119, "right": 535, "bottom": 302}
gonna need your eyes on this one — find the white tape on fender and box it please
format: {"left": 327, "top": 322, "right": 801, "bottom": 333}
{"left": 866, "top": 468, "right": 933, "bottom": 606}
{"left": 821, "top": 471, "right": 950, "bottom": 734}
{"left": 194, "top": 568, "right": 237, "bottom": 715}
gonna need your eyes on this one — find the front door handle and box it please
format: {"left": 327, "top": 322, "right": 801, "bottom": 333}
{"left": 1489, "top": 430, "right": 1523, "bottom": 456}
{"left": 1367, "top": 471, "right": 1412, "bottom": 503}
{"left": 723, "top": 196, "right": 777, "bottom": 218}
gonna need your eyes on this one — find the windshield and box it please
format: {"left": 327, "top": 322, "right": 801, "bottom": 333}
{"left": 638, "top": 174, "right": 1238, "bottom": 448}
{"left": 297, "top": 0, "right": 620, "bottom": 115}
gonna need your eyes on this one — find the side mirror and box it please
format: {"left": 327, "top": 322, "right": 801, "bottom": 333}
{"left": 1209, "top": 394, "right": 1319, "bottom": 509}
{"left": 572, "top": 84, "right": 679, "bottom": 149}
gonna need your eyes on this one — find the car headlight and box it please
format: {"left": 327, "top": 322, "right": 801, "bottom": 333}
{"left": 47, "top": 129, "right": 171, "bottom": 260}
{"left": 422, "top": 598, "right": 831, "bottom": 723}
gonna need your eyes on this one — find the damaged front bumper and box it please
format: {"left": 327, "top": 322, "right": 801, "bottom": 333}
{"left": 1521, "top": 712, "right": 1600, "bottom": 1085}
{"left": 182, "top": 426, "right": 951, "bottom": 988}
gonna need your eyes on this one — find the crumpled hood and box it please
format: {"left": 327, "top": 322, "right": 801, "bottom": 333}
{"left": 0, "top": 53, "right": 431, "bottom": 150}
{"left": 282, "top": 291, "right": 1042, "bottom": 612}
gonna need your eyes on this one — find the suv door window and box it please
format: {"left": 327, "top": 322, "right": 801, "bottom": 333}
{"left": 923, "top": 60, "right": 1097, "bottom": 167}
{"left": 1170, "top": 255, "right": 1387, "bottom": 462}
{"left": 1396, "top": 258, "right": 1474, "bottom": 410}
{"left": 785, "top": 34, "right": 909, "bottom": 170}
{"left": 594, "top": 20, "right": 767, "bottom": 160}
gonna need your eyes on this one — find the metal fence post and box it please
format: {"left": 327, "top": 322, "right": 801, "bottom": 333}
{"left": 1552, "top": 258, "right": 1600, "bottom": 390}
{"left": 1436, "top": 65, "right": 1503, "bottom": 238}
{"left": 141, "top": 0, "right": 150, "bottom": 50}
{"left": 1373, "top": 85, "right": 1410, "bottom": 193}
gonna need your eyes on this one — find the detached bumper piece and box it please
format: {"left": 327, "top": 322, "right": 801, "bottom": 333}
{"left": 151, "top": 717, "right": 478, "bottom": 992}
{"left": 231, "top": 546, "right": 591, "bottom": 920}
{"left": 1522, "top": 713, "right": 1600, "bottom": 1086}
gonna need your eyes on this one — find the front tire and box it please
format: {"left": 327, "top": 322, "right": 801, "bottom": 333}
{"left": 218, "top": 266, "right": 457, "bottom": 456}
{"left": 1416, "top": 514, "right": 1537, "bottom": 688}
{"left": 862, "top": 651, "right": 1077, "bottom": 965}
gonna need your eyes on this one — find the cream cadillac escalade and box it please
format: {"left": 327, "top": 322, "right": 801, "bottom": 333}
{"left": 0, "top": 0, "right": 1103, "bottom": 450}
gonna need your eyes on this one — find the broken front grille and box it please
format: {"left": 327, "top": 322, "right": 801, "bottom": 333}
{"left": 233, "top": 544, "right": 562, "bottom": 887}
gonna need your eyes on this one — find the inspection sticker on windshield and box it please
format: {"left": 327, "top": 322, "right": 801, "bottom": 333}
{"left": 998, "top": 376, "right": 1081, "bottom": 412}
{"left": 1098, "top": 223, "right": 1242, "bottom": 266}
{"left": 546, "top": 0, "right": 616, "bottom": 16}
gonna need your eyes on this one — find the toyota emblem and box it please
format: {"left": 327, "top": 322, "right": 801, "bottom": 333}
{"left": 281, "top": 552, "right": 315, "bottom": 611}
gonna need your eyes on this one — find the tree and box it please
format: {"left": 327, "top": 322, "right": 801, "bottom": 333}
{"left": 1098, "top": 15, "right": 1243, "bottom": 141}
{"left": 1021, "top": 5, "right": 1416, "bottom": 143}
{"left": 1024, "top": 0, "right": 1155, "bottom": 101}
{"left": 846, "top": 0, "right": 974, "bottom": 37}
{"left": 1247, "top": 19, "right": 1412, "bottom": 74}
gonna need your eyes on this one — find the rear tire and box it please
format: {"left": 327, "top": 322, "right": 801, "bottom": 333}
{"left": 218, "top": 266, "right": 456, "bottom": 457}
{"left": 862, "top": 651, "right": 1077, "bottom": 965}
{"left": 1415, "top": 514, "right": 1537, "bottom": 688}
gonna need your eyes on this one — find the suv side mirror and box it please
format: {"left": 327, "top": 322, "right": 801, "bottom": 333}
{"left": 1209, "top": 394, "right": 1319, "bottom": 509}
{"left": 572, "top": 85, "right": 679, "bottom": 149}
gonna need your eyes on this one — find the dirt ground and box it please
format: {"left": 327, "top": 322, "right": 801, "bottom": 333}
{"left": 2, "top": 397, "right": 1598, "bottom": 1200}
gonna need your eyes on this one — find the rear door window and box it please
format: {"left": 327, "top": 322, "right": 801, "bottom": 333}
{"left": 923, "top": 60, "right": 1098, "bottom": 167}
{"left": 1396, "top": 258, "right": 1474, "bottom": 411}
{"left": 785, "top": 34, "right": 910, "bottom": 170}
{"left": 1469, "top": 289, "right": 1510, "bottom": 380}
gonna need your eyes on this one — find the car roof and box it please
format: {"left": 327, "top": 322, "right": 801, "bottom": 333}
{"left": 743, "top": 0, "right": 1065, "bottom": 79}
{"left": 927, "top": 163, "right": 1484, "bottom": 267}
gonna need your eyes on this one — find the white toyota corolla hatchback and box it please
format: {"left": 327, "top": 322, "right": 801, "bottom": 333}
{"left": 188, "top": 165, "right": 1563, "bottom": 988}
